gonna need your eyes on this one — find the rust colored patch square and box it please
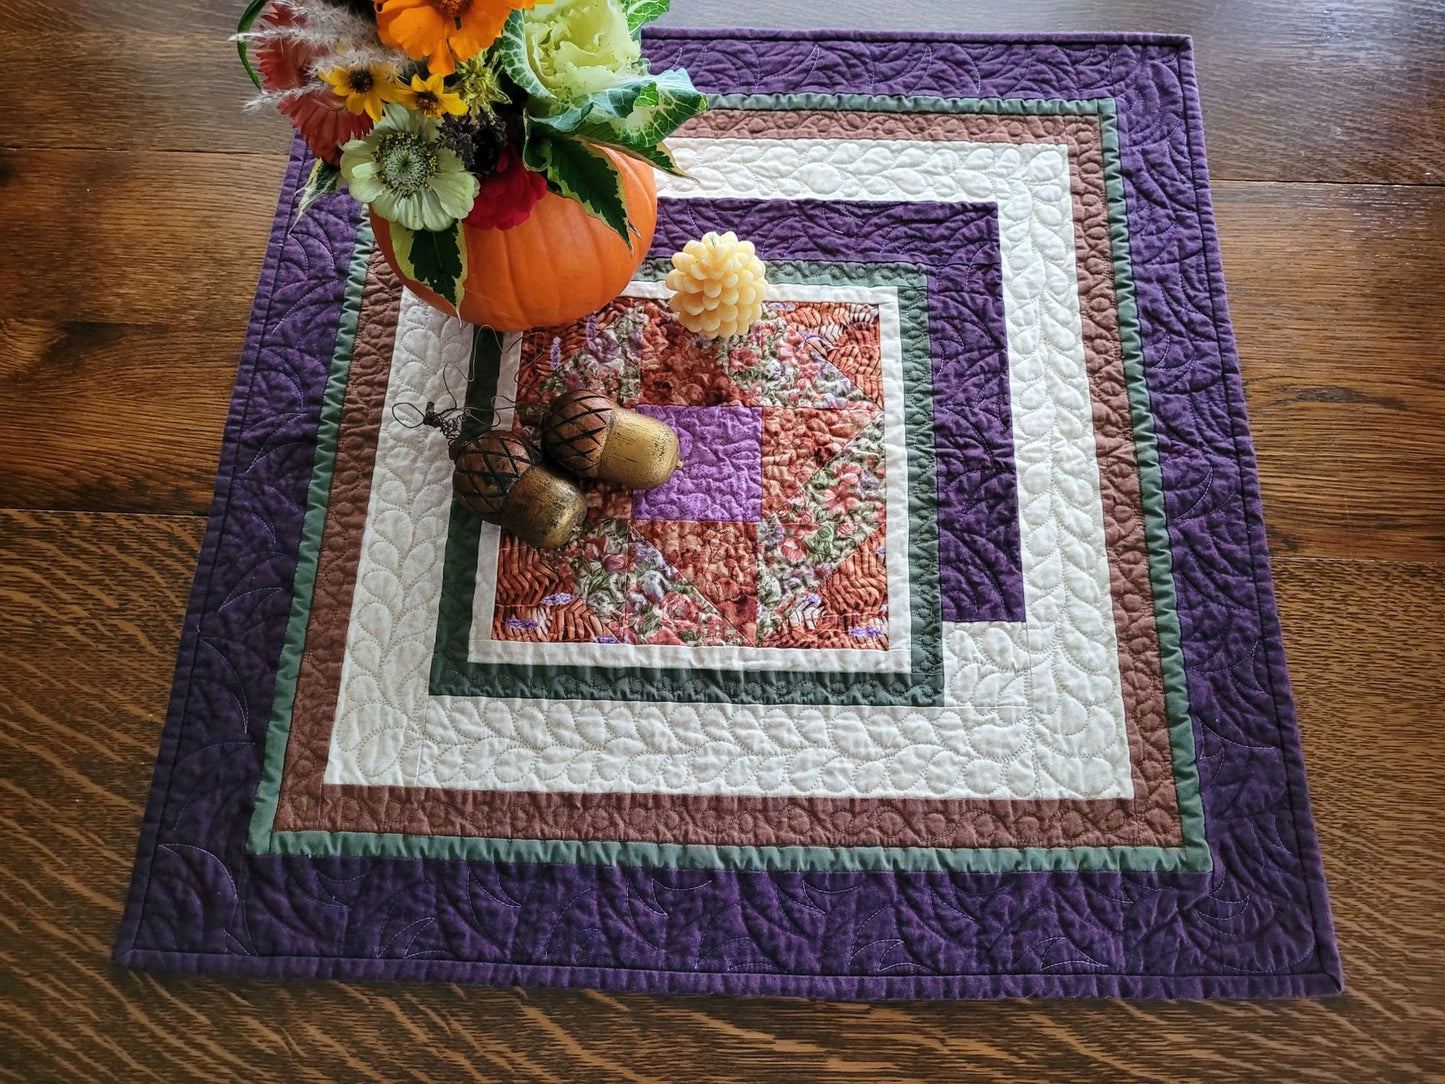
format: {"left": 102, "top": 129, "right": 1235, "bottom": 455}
{"left": 634, "top": 520, "right": 761, "bottom": 642}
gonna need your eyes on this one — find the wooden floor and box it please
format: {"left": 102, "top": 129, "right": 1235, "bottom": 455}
{"left": 2, "top": 0, "right": 1443, "bottom": 1078}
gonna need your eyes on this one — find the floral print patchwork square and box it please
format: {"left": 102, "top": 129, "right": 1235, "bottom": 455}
{"left": 500, "top": 299, "right": 888, "bottom": 650}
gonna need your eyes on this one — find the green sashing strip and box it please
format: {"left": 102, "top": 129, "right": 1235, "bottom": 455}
{"left": 252, "top": 94, "right": 1209, "bottom": 873}
{"left": 247, "top": 216, "right": 374, "bottom": 853}
{"left": 429, "top": 258, "right": 947, "bottom": 707}
{"left": 262, "top": 828, "right": 1200, "bottom": 874}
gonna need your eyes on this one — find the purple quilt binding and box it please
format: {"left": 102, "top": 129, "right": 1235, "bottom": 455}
{"left": 114, "top": 31, "right": 1342, "bottom": 999}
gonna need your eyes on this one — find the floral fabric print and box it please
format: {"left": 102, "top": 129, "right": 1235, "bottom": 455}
{"left": 500, "top": 297, "right": 888, "bottom": 650}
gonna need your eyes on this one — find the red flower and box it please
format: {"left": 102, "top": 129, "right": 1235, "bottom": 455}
{"left": 255, "top": 3, "right": 370, "bottom": 165}
{"left": 465, "top": 149, "right": 548, "bottom": 231}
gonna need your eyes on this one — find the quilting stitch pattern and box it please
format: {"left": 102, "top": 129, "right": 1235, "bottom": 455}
{"left": 267, "top": 254, "right": 1184, "bottom": 854}
{"left": 497, "top": 297, "right": 890, "bottom": 652}
{"left": 114, "top": 34, "right": 1341, "bottom": 999}
{"left": 324, "top": 140, "right": 1136, "bottom": 801}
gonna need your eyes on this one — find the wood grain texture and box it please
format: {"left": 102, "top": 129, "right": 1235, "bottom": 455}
{"left": 1216, "top": 181, "right": 1445, "bottom": 561}
{"left": 1, "top": 0, "right": 1443, "bottom": 1077}
{"left": 2, "top": 0, "right": 1443, "bottom": 184}
{"left": 4, "top": 154, "right": 1443, "bottom": 553}
{"left": 1, "top": 511, "right": 1442, "bottom": 1080}
{"left": 0, "top": 148, "right": 287, "bottom": 514}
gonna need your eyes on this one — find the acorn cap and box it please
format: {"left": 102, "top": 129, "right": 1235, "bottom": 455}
{"left": 451, "top": 431, "right": 539, "bottom": 521}
{"left": 542, "top": 390, "right": 616, "bottom": 477}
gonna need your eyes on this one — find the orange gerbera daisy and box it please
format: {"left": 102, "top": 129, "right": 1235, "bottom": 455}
{"left": 255, "top": 3, "right": 372, "bottom": 165}
{"left": 376, "top": 0, "right": 536, "bottom": 76}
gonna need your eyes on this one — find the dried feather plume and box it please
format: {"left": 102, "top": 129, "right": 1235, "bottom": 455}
{"left": 234, "top": 0, "right": 414, "bottom": 107}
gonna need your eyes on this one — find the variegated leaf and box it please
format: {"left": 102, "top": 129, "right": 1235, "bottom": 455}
{"left": 296, "top": 159, "right": 342, "bottom": 220}
{"left": 391, "top": 221, "right": 469, "bottom": 313}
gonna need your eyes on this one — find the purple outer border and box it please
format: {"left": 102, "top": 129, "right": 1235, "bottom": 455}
{"left": 113, "top": 31, "right": 1341, "bottom": 999}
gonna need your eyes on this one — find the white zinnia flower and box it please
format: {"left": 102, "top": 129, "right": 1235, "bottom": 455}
{"left": 340, "top": 103, "right": 478, "bottom": 231}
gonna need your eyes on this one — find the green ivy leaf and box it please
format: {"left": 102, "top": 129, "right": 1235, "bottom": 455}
{"left": 622, "top": 0, "right": 670, "bottom": 36}
{"left": 391, "top": 221, "right": 468, "bottom": 313}
{"left": 528, "top": 107, "right": 682, "bottom": 173}
{"left": 296, "top": 159, "right": 342, "bottom": 220}
{"left": 522, "top": 122, "right": 632, "bottom": 247}
{"left": 236, "top": 0, "right": 269, "bottom": 90}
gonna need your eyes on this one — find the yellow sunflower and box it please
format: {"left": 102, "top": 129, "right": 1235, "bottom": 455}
{"left": 319, "top": 63, "right": 404, "bottom": 122}
{"left": 395, "top": 72, "right": 469, "bottom": 118}
{"left": 376, "top": 0, "right": 537, "bottom": 77}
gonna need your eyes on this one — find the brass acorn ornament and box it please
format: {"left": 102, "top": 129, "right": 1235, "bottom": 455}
{"left": 418, "top": 404, "right": 584, "bottom": 550}
{"left": 541, "top": 390, "right": 680, "bottom": 490}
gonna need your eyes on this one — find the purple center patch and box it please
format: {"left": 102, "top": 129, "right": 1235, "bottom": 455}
{"left": 631, "top": 405, "right": 763, "bottom": 522}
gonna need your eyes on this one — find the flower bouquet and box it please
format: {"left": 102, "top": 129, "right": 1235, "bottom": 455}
{"left": 240, "top": 0, "right": 705, "bottom": 328}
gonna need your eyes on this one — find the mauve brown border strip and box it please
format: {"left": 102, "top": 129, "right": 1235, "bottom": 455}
{"left": 270, "top": 249, "right": 403, "bottom": 832}
{"left": 272, "top": 110, "right": 1182, "bottom": 850}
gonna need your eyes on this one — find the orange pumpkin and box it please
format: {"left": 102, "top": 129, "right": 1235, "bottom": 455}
{"left": 371, "top": 149, "right": 657, "bottom": 332}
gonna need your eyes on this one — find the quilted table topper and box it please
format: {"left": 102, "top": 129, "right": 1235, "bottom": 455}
{"left": 116, "top": 31, "right": 1342, "bottom": 998}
